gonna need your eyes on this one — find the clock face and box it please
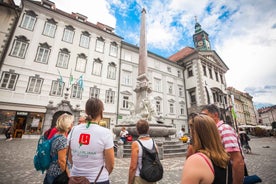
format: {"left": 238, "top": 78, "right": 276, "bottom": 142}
{"left": 198, "top": 41, "right": 203, "bottom": 47}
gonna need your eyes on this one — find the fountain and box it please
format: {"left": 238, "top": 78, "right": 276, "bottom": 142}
{"left": 113, "top": 8, "right": 176, "bottom": 142}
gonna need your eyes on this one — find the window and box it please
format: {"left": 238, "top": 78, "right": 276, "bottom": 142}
{"left": 167, "top": 66, "right": 171, "bottom": 72}
{"left": 107, "top": 62, "right": 116, "bottom": 79}
{"left": 110, "top": 42, "right": 118, "bottom": 57}
{"left": 95, "top": 37, "right": 105, "bottom": 53}
{"left": 156, "top": 101, "right": 161, "bottom": 113}
{"left": 154, "top": 78, "right": 162, "bottom": 92}
{"left": 10, "top": 35, "right": 29, "bottom": 58}
{"left": 169, "top": 103, "right": 174, "bottom": 114}
{"left": 187, "top": 66, "right": 193, "bottom": 77}
{"left": 220, "top": 74, "right": 224, "bottom": 84}
{"left": 123, "top": 96, "right": 129, "bottom": 109}
{"left": 20, "top": 10, "right": 37, "bottom": 30}
{"left": 90, "top": 86, "right": 100, "bottom": 98}
{"left": 42, "top": 19, "right": 57, "bottom": 37}
{"left": 189, "top": 89, "right": 196, "bottom": 104}
{"left": 56, "top": 48, "right": 70, "bottom": 68}
{"left": 62, "top": 25, "right": 75, "bottom": 43}
{"left": 168, "top": 82, "right": 173, "bottom": 94}
{"left": 177, "top": 70, "right": 181, "bottom": 78}
{"left": 122, "top": 70, "right": 132, "bottom": 86}
{"left": 208, "top": 68, "right": 213, "bottom": 79}
{"left": 105, "top": 89, "right": 115, "bottom": 104}
{"left": 35, "top": 42, "right": 51, "bottom": 64}
{"left": 203, "top": 65, "right": 207, "bottom": 76}
{"left": 180, "top": 104, "right": 185, "bottom": 115}
{"left": 215, "top": 71, "right": 219, "bottom": 81}
{"left": 179, "top": 86, "right": 184, "bottom": 97}
{"left": 92, "top": 58, "right": 102, "bottom": 76}
{"left": 0, "top": 71, "right": 19, "bottom": 90}
{"left": 50, "top": 80, "right": 63, "bottom": 96}
{"left": 75, "top": 54, "right": 87, "bottom": 72}
{"left": 26, "top": 75, "right": 43, "bottom": 94}
{"left": 79, "top": 31, "right": 90, "bottom": 48}
{"left": 71, "top": 84, "right": 82, "bottom": 99}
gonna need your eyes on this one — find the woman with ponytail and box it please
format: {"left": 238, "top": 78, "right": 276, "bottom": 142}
{"left": 68, "top": 98, "right": 114, "bottom": 184}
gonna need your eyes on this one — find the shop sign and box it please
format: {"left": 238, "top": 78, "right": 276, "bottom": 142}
{"left": 16, "top": 112, "right": 28, "bottom": 116}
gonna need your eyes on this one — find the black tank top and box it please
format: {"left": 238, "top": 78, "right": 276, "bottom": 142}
{"left": 212, "top": 161, "right": 232, "bottom": 184}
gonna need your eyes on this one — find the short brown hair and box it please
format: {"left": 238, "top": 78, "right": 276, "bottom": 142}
{"left": 136, "top": 119, "right": 149, "bottom": 135}
{"left": 85, "top": 98, "right": 104, "bottom": 120}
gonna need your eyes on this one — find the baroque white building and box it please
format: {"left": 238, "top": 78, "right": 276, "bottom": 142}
{"left": 0, "top": 0, "right": 189, "bottom": 137}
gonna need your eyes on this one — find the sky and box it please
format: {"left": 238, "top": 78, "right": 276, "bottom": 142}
{"left": 15, "top": 0, "right": 276, "bottom": 106}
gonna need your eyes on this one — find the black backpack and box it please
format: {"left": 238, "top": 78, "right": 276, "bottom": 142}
{"left": 137, "top": 139, "right": 163, "bottom": 182}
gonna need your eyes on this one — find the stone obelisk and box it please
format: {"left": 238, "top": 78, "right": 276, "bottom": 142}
{"left": 134, "top": 8, "right": 153, "bottom": 118}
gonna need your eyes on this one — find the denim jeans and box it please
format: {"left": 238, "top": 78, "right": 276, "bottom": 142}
{"left": 43, "top": 174, "right": 56, "bottom": 184}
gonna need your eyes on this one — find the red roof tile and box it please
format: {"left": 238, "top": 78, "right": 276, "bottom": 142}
{"left": 168, "top": 47, "right": 196, "bottom": 62}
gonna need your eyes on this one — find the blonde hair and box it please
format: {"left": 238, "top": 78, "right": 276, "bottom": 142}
{"left": 190, "top": 114, "right": 230, "bottom": 168}
{"left": 56, "top": 113, "right": 74, "bottom": 133}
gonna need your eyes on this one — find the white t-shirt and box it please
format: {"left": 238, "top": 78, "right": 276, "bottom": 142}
{"left": 68, "top": 123, "right": 114, "bottom": 182}
{"left": 120, "top": 130, "right": 128, "bottom": 138}
{"left": 177, "top": 130, "right": 184, "bottom": 138}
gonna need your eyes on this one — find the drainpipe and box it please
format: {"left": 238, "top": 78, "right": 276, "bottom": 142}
{"left": 115, "top": 42, "right": 123, "bottom": 125}
{"left": 182, "top": 65, "right": 189, "bottom": 133}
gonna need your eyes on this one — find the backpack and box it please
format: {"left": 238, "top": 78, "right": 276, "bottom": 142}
{"left": 43, "top": 127, "right": 53, "bottom": 140}
{"left": 33, "top": 135, "right": 61, "bottom": 173}
{"left": 137, "top": 139, "right": 163, "bottom": 182}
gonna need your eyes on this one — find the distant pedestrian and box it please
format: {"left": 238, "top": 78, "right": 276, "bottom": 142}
{"left": 5, "top": 120, "right": 14, "bottom": 141}
{"left": 120, "top": 126, "right": 129, "bottom": 144}
{"left": 239, "top": 128, "right": 251, "bottom": 153}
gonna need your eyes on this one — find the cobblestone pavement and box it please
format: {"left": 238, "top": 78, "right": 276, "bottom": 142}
{"left": 0, "top": 136, "right": 275, "bottom": 184}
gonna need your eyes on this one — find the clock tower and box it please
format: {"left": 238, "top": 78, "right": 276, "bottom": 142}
{"left": 193, "top": 18, "right": 211, "bottom": 51}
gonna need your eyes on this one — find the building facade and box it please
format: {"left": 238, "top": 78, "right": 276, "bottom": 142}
{"left": 168, "top": 21, "right": 230, "bottom": 121}
{"left": 258, "top": 105, "right": 276, "bottom": 126}
{"left": 0, "top": 0, "right": 189, "bottom": 137}
{"left": 0, "top": 0, "right": 122, "bottom": 136}
{"left": 227, "top": 87, "right": 258, "bottom": 126}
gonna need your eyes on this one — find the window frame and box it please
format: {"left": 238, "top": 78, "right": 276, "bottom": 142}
{"left": 95, "top": 37, "right": 105, "bottom": 53}
{"left": 10, "top": 36, "right": 29, "bottom": 58}
{"left": 90, "top": 86, "right": 100, "bottom": 98}
{"left": 56, "top": 48, "right": 70, "bottom": 69}
{"left": 92, "top": 58, "right": 102, "bottom": 76}
{"left": 42, "top": 20, "right": 57, "bottom": 38}
{"left": 26, "top": 76, "right": 43, "bottom": 94}
{"left": 109, "top": 42, "right": 118, "bottom": 57}
{"left": 105, "top": 89, "right": 115, "bottom": 104}
{"left": 75, "top": 54, "right": 87, "bottom": 73}
{"left": 35, "top": 43, "right": 51, "bottom": 64}
{"left": 122, "top": 70, "right": 132, "bottom": 86}
{"left": 49, "top": 80, "right": 64, "bottom": 96}
{"left": 62, "top": 25, "right": 75, "bottom": 43}
{"left": 122, "top": 96, "right": 129, "bottom": 109}
{"left": 107, "top": 63, "right": 116, "bottom": 80}
{"left": 0, "top": 71, "right": 19, "bottom": 90}
{"left": 20, "top": 11, "right": 37, "bottom": 31}
{"left": 71, "top": 84, "right": 82, "bottom": 99}
{"left": 79, "top": 32, "right": 90, "bottom": 48}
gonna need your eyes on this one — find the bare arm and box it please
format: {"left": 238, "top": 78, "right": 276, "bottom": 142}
{"left": 57, "top": 148, "right": 70, "bottom": 176}
{"left": 104, "top": 147, "right": 114, "bottom": 174}
{"left": 128, "top": 142, "right": 139, "bottom": 184}
{"left": 230, "top": 151, "right": 244, "bottom": 184}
